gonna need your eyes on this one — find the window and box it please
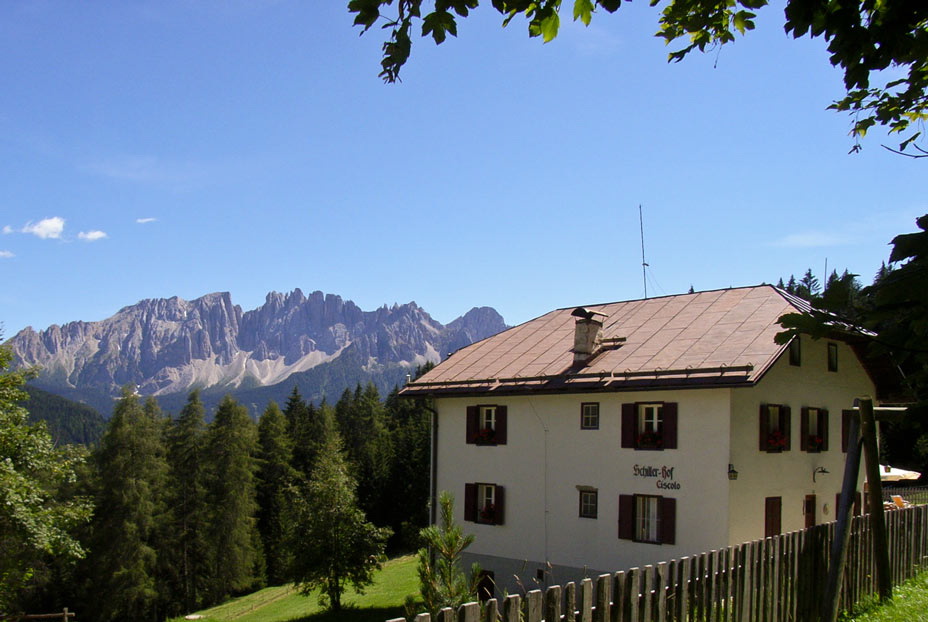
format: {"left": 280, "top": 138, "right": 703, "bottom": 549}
{"left": 789, "top": 338, "right": 801, "bottom": 366}
{"left": 618, "top": 494, "right": 676, "bottom": 544}
{"left": 621, "top": 402, "right": 678, "bottom": 450}
{"left": 578, "top": 488, "right": 598, "bottom": 519}
{"left": 464, "top": 483, "right": 505, "bottom": 525}
{"left": 759, "top": 404, "right": 791, "bottom": 452}
{"left": 827, "top": 343, "right": 838, "bottom": 372}
{"left": 581, "top": 402, "right": 600, "bottom": 429}
{"left": 466, "top": 405, "right": 507, "bottom": 445}
{"left": 476, "top": 571, "right": 495, "bottom": 602}
{"left": 801, "top": 407, "right": 829, "bottom": 452}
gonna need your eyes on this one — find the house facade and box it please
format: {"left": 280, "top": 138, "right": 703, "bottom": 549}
{"left": 401, "top": 286, "right": 891, "bottom": 595}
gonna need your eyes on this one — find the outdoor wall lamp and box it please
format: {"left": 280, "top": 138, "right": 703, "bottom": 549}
{"left": 728, "top": 464, "right": 739, "bottom": 480}
{"left": 813, "top": 466, "right": 830, "bottom": 483}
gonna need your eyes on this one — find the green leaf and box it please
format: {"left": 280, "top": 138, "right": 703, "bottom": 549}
{"left": 540, "top": 12, "right": 560, "bottom": 42}
{"left": 573, "top": 0, "right": 594, "bottom": 25}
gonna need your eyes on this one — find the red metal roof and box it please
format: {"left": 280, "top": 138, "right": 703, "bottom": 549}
{"left": 402, "top": 285, "right": 807, "bottom": 396}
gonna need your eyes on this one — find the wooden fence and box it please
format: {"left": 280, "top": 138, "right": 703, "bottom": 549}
{"left": 393, "top": 504, "right": 928, "bottom": 622}
{"left": 881, "top": 486, "right": 928, "bottom": 506}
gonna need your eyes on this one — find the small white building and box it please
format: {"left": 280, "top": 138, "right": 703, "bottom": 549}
{"left": 401, "top": 285, "right": 898, "bottom": 595}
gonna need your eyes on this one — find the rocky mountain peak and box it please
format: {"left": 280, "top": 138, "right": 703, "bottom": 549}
{"left": 9, "top": 289, "right": 508, "bottom": 403}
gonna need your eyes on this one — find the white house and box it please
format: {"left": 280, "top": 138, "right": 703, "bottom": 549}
{"left": 401, "top": 285, "right": 899, "bottom": 596}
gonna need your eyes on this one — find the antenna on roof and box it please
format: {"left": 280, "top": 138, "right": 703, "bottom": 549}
{"left": 639, "top": 205, "right": 649, "bottom": 299}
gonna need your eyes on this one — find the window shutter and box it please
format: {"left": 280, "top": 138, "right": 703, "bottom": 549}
{"left": 660, "top": 497, "right": 676, "bottom": 545}
{"left": 464, "top": 483, "right": 477, "bottom": 522}
{"left": 765, "top": 497, "right": 782, "bottom": 538}
{"left": 759, "top": 405, "right": 769, "bottom": 451}
{"left": 618, "top": 494, "right": 634, "bottom": 540}
{"left": 842, "top": 410, "right": 852, "bottom": 453}
{"left": 466, "top": 406, "right": 478, "bottom": 444}
{"left": 495, "top": 406, "right": 508, "bottom": 445}
{"left": 621, "top": 404, "right": 636, "bottom": 448}
{"left": 494, "top": 486, "right": 505, "bottom": 525}
{"left": 662, "top": 402, "right": 678, "bottom": 449}
{"left": 782, "top": 406, "right": 792, "bottom": 451}
{"left": 800, "top": 407, "right": 809, "bottom": 451}
{"left": 820, "top": 409, "right": 829, "bottom": 451}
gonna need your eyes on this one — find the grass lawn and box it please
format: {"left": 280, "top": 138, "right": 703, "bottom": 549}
{"left": 171, "top": 555, "right": 419, "bottom": 622}
{"left": 842, "top": 571, "right": 928, "bottom": 621}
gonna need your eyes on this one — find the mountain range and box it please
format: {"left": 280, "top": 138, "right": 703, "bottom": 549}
{"left": 8, "top": 289, "right": 507, "bottom": 417}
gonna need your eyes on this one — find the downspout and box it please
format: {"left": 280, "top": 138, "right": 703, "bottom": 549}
{"left": 424, "top": 401, "right": 439, "bottom": 526}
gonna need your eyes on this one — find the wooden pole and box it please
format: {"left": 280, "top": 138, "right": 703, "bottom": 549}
{"left": 821, "top": 413, "right": 862, "bottom": 622}
{"left": 859, "top": 397, "right": 893, "bottom": 601}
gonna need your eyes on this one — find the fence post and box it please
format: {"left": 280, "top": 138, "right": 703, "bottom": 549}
{"left": 546, "top": 585, "right": 563, "bottom": 622}
{"left": 527, "top": 590, "right": 543, "bottom": 622}
{"left": 503, "top": 594, "right": 522, "bottom": 622}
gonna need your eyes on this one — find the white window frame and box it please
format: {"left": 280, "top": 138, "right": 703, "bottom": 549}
{"left": 478, "top": 483, "right": 496, "bottom": 523}
{"left": 638, "top": 403, "right": 663, "bottom": 434}
{"left": 581, "top": 402, "right": 600, "bottom": 430}
{"left": 635, "top": 495, "right": 661, "bottom": 544}
{"left": 768, "top": 405, "right": 782, "bottom": 434}
{"left": 579, "top": 489, "right": 598, "bottom": 519}
{"left": 479, "top": 405, "right": 497, "bottom": 432}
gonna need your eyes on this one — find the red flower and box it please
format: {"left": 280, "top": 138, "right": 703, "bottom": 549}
{"left": 767, "top": 430, "right": 788, "bottom": 450}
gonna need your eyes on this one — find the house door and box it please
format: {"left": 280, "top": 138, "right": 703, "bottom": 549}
{"left": 804, "top": 494, "right": 817, "bottom": 528}
{"left": 765, "top": 497, "right": 782, "bottom": 538}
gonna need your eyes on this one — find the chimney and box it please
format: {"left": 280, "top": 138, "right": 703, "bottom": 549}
{"left": 572, "top": 307, "right": 607, "bottom": 365}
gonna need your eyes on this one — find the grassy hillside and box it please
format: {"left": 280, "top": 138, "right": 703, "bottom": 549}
{"left": 172, "top": 555, "right": 418, "bottom": 622}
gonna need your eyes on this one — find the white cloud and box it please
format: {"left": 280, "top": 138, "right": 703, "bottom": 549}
{"left": 136, "top": 217, "right": 157, "bottom": 224}
{"left": 22, "top": 217, "right": 65, "bottom": 239}
{"left": 2, "top": 225, "right": 12, "bottom": 234}
{"left": 78, "top": 230, "right": 108, "bottom": 242}
{"left": 770, "top": 232, "right": 851, "bottom": 248}
{"left": 0, "top": 250, "right": 13, "bottom": 258}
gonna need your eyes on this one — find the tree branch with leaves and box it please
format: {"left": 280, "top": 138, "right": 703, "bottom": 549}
{"left": 349, "top": 0, "right": 928, "bottom": 154}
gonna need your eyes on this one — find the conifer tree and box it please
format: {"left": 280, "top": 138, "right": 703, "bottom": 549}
{"left": 89, "top": 387, "right": 169, "bottom": 622}
{"left": 288, "top": 409, "right": 390, "bottom": 611}
{"left": 383, "top": 387, "right": 431, "bottom": 551}
{"left": 204, "top": 395, "right": 261, "bottom": 600}
{"left": 164, "top": 390, "right": 211, "bottom": 613}
{"left": 415, "top": 491, "right": 481, "bottom": 616}
{"left": 256, "top": 401, "right": 298, "bottom": 585}
{"left": 336, "top": 384, "right": 394, "bottom": 525}
{"left": 283, "top": 387, "right": 323, "bottom": 480}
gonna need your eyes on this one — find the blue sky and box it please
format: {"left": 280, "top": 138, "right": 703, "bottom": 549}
{"left": 1, "top": 1, "right": 925, "bottom": 337}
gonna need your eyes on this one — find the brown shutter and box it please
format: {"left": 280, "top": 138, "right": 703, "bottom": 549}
{"left": 621, "top": 403, "right": 636, "bottom": 448}
{"left": 660, "top": 497, "right": 676, "bottom": 545}
{"left": 662, "top": 402, "right": 678, "bottom": 449}
{"left": 820, "top": 409, "right": 829, "bottom": 451}
{"left": 782, "top": 406, "right": 792, "bottom": 451}
{"left": 466, "top": 406, "right": 478, "bottom": 444}
{"left": 464, "top": 483, "right": 477, "bottom": 522}
{"left": 618, "top": 495, "right": 634, "bottom": 540}
{"left": 842, "top": 410, "right": 852, "bottom": 453}
{"left": 759, "top": 405, "right": 769, "bottom": 451}
{"left": 765, "top": 497, "right": 782, "bottom": 537}
{"left": 493, "top": 486, "right": 505, "bottom": 525}
{"left": 495, "top": 406, "right": 508, "bottom": 445}
{"left": 855, "top": 492, "right": 862, "bottom": 516}
{"left": 800, "top": 407, "right": 809, "bottom": 451}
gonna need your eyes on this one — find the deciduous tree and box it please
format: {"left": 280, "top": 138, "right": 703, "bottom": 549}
{"left": 349, "top": 0, "right": 928, "bottom": 153}
{"left": 0, "top": 345, "right": 91, "bottom": 611}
